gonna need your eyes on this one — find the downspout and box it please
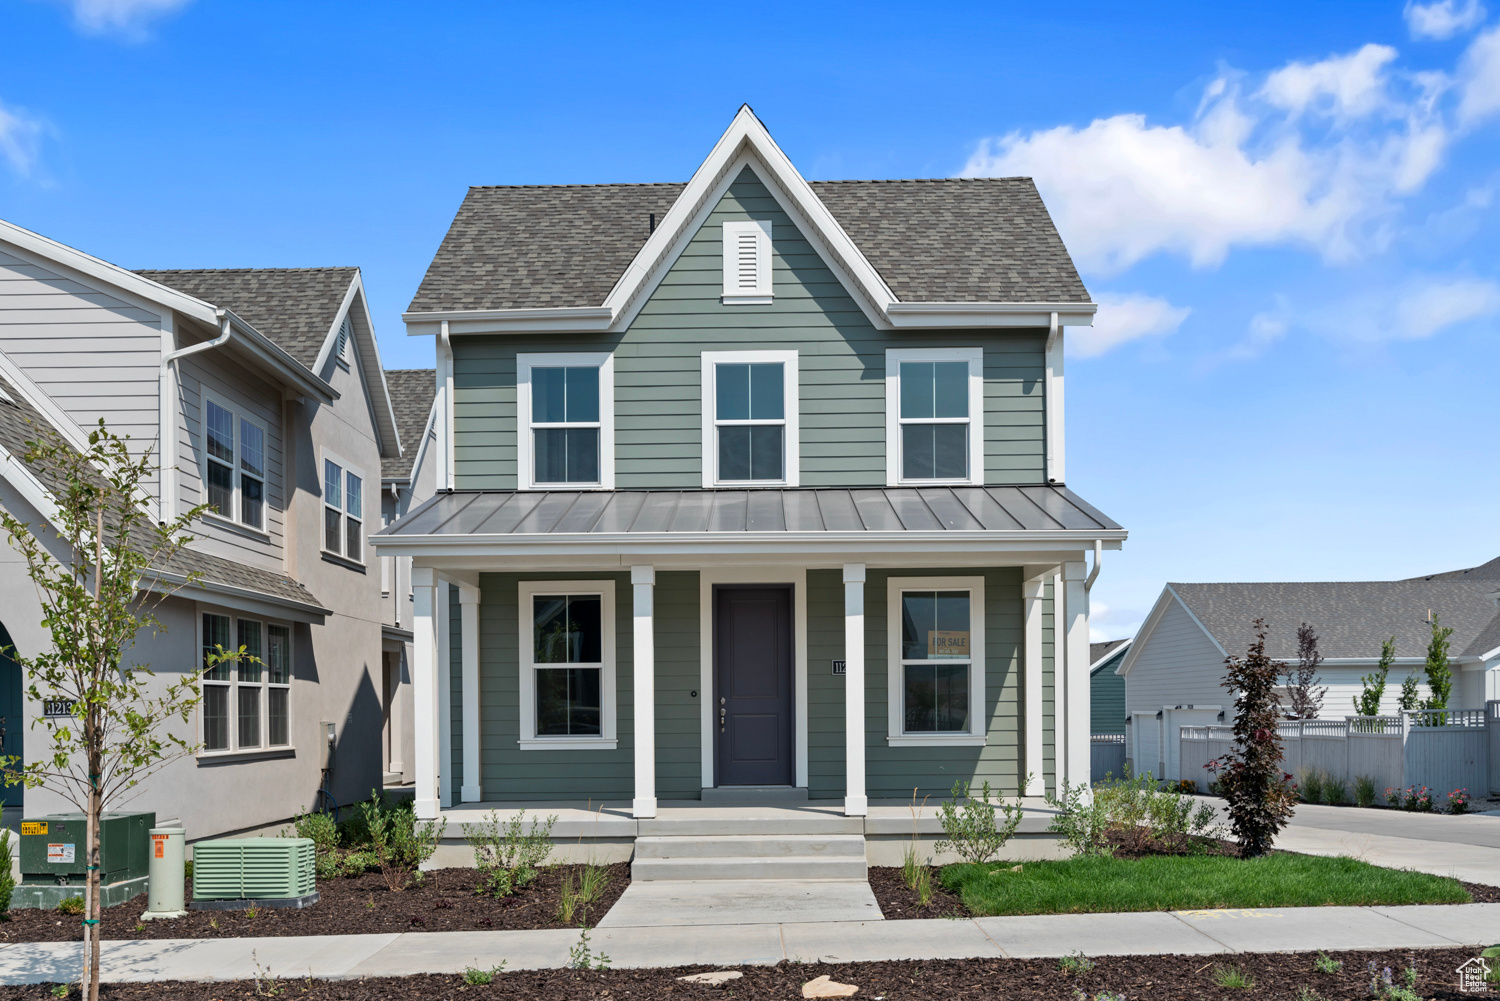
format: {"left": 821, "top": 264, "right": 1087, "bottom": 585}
{"left": 158, "top": 310, "right": 232, "bottom": 523}
{"left": 1085, "top": 538, "right": 1102, "bottom": 591}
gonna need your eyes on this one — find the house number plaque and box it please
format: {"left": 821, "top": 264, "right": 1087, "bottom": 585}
{"left": 831, "top": 660, "right": 845, "bottom": 676}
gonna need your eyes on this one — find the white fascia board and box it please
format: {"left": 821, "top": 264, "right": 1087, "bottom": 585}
{"left": 402, "top": 307, "right": 614, "bottom": 337}
{"left": 318, "top": 276, "right": 401, "bottom": 459}
{"left": 149, "top": 573, "right": 331, "bottom": 623}
{"left": 1089, "top": 636, "right": 1132, "bottom": 673}
{"left": 1116, "top": 584, "right": 1229, "bottom": 678}
{"left": 0, "top": 442, "right": 64, "bottom": 531}
{"left": 886, "top": 302, "right": 1098, "bottom": 328}
{"left": 218, "top": 309, "right": 338, "bottom": 404}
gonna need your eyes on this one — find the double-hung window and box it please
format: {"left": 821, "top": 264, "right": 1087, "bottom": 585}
{"left": 517, "top": 580, "right": 617, "bottom": 749}
{"left": 886, "top": 577, "right": 986, "bottom": 746}
{"left": 322, "top": 455, "right": 363, "bottom": 563}
{"left": 201, "top": 612, "right": 293, "bottom": 753}
{"left": 885, "top": 348, "right": 984, "bottom": 486}
{"left": 517, "top": 353, "right": 615, "bottom": 490}
{"left": 203, "top": 397, "right": 267, "bottom": 530}
{"left": 701, "top": 350, "right": 799, "bottom": 487}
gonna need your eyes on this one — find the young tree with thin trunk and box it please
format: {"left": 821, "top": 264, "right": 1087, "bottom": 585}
{"left": 1353, "top": 636, "right": 1395, "bottom": 717}
{"left": 1422, "top": 614, "right": 1454, "bottom": 714}
{"left": 0, "top": 424, "right": 233, "bottom": 1001}
{"left": 1283, "top": 622, "right": 1327, "bottom": 720}
{"left": 1213, "top": 619, "right": 1297, "bottom": 858}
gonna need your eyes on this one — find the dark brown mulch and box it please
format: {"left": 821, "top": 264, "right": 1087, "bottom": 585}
{"left": 0, "top": 865, "right": 629, "bottom": 942}
{"left": 1, "top": 947, "right": 1493, "bottom": 999}
{"left": 867, "top": 864, "right": 970, "bottom": 919}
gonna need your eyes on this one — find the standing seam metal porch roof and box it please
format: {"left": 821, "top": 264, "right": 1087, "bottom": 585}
{"left": 376, "top": 486, "right": 1122, "bottom": 539}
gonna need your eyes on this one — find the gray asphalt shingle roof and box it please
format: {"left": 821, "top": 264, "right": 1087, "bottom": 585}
{"left": 407, "top": 177, "right": 1089, "bottom": 313}
{"left": 137, "top": 268, "right": 357, "bottom": 370}
{"left": 0, "top": 373, "right": 324, "bottom": 613}
{"left": 382, "top": 369, "right": 435, "bottom": 482}
{"left": 1407, "top": 554, "right": 1500, "bottom": 582}
{"left": 1168, "top": 580, "right": 1500, "bottom": 661}
{"left": 380, "top": 485, "right": 1121, "bottom": 539}
{"left": 1091, "top": 639, "right": 1129, "bottom": 665}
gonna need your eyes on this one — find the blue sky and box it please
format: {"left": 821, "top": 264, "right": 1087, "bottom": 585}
{"left": 2, "top": 0, "right": 1497, "bottom": 640}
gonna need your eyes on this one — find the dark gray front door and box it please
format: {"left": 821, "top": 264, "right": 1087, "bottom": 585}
{"left": 713, "top": 586, "right": 793, "bottom": 786}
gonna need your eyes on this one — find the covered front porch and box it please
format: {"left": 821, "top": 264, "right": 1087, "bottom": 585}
{"left": 370, "top": 486, "right": 1124, "bottom": 823}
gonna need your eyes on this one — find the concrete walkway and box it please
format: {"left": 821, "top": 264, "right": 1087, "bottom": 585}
{"left": 596, "top": 879, "right": 883, "bottom": 927}
{"left": 1, "top": 903, "right": 1497, "bottom": 984}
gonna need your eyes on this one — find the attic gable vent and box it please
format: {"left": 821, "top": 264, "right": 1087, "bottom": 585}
{"left": 722, "top": 220, "right": 773, "bottom": 304}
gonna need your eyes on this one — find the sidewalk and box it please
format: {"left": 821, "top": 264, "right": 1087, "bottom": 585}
{"left": 1, "top": 903, "right": 1497, "bottom": 984}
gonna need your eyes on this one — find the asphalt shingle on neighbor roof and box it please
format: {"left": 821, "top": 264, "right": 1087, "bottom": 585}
{"left": 382, "top": 369, "right": 435, "bottom": 481}
{"left": 1091, "top": 639, "right": 1129, "bottom": 665}
{"left": 0, "top": 373, "right": 324, "bottom": 612}
{"left": 136, "top": 268, "right": 357, "bottom": 370}
{"left": 406, "top": 178, "right": 1089, "bottom": 313}
{"left": 1168, "top": 581, "right": 1500, "bottom": 661}
{"left": 1407, "top": 554, "right": 1500, "bottom": 582}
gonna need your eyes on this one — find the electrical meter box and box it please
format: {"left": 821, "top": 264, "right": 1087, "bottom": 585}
{"left": 19, "top": 811, "right": 155, "bottom": 887}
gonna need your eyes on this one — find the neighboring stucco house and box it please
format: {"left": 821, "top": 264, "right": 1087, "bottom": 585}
{"left": 0, "top": 217, "right": 406, "bottom": 838}
{"left": 1090, "top": 639, "right": 1128, "bottom": 736}
{"left": 1118, "top": 575, "right": 1500, "bottom": 780}
{"left": 372, "top": 106, "right": 1126, "bottom": 828}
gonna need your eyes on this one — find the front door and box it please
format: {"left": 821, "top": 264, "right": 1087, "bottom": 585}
{"left": 713, "top": 586, "right": 793, "bottom": 786}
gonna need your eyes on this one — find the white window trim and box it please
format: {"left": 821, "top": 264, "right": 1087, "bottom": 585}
{"left": 320, "top": 449, "right": 366, "bottom": 565}
{"left": 516, "top": 352, "right": 616, "bottom": 491}
{"left": 884, "top": 347, "right": 985, "bottom": 487}
{"left": 700, "top": 350, "right": 800, "bottom": 488}
{"left": 886, "top": 576, "right": 987, "bottom": 747}
{"left": 517, "top": 579, "right": 618, "bottom": 750}
{"left": 200, "top": 392, "right": 271, "bottom": 538}
{"left": 721, "top": 220, "right": 773, "bottom": 304}
{"left": 197, "top": 609, "right": 295, "bottom": 757}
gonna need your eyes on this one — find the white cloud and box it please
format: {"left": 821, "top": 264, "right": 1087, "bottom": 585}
{"left": 1406, "top": 0, "right": 1487, "bottom": 40}
{"left": 1458, "top": 25, "right": 1500, "bottom": 123}
{"left": 962, "top": 46, "right": 1449, "bottom": 274}
{"left": 0, "top": 98, "right": 44, "bottom": 178}
{"left": 1392, "top": 276, "right": 1500, "bottom": 337}
{"left": 1227, "top": 312, "right": 1291, "bottom": 361}
{"left": 61, "top": 0, "right": 192, "bottom": 39}
{"left": 1073, "top": 293, "right": 1190, "bottom": 357}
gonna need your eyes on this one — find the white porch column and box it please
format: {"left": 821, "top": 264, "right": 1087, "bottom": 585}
{"left": 1051, "top": 573, "right": 1067, "bottom": 798}
{"left": 1063, "top": 560, "right": 1092, "bottom": 793}
{"left": 631, "top": 566, "right": 657, "bottom": 819}
{"left": 843, "top": 563, "right": 867, "bottom": 817}
{"left": 1023, "top": 578, "right": 1046, "bottom": 796}
{"left": 410, "top": 567, "right": 440, "bottom": 820}
{"left": 436, "top": 580, "right": 454, "bottom": 808}
{"left": 458, "top": 582, "right": 482, "bottom": 803}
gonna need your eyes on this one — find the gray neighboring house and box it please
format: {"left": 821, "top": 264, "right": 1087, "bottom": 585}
{"left": 1118, "top": 574, "right": 1500, "bottom": 780}
{"left": 0, "top": 217, "right": 406, "bottom": 839}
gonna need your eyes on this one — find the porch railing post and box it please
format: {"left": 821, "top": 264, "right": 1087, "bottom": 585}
{"left": 410, "top": 567, "right": 441, "bottom": 821}
{"left": 632, "top": 566, "right": 657, "bottom": 819}
{"left": 843, "top": 563, "right": 867, "bottom": 817}
{"left": 458, "top": 582, "right": 482, "bottom": 803}
{"left": 1022, "top": 578, "right": 1046, "bottom": 796}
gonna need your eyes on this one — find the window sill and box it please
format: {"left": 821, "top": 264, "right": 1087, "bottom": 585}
{"left": 891, "top": 479, "right": 983, "bottom": 489}
{"left": 197, "top": 745, "right": 296, "bottom": 763}
{"left": 517, "top": 738, "right": 617, "bottom": 751}
{"left": 886, "top": 734, "right": 987, "bottom": 747}
{"left": 720, "top": 295, "right": 774, "bottom": 305}
{"left": 522, "top": 483, "right": 607, "bottom": 491}
{"left": 201, "top": 512, "right": 272, "bottom": 543}
{"left": 321, "top": 551, "right": 367, "bottom": 573}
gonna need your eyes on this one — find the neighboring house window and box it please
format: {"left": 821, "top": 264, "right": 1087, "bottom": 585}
{"left": 516, "top": 353, "right": 615, "bottom": 490}
{"left": 517, "top": 580, "right": 617, "bottom": 749}
{"left": 201, "top": 612, "right": 292, "bottom": 753}
{"left": 700, "top": 350, "right": 800, "bottom": 487}
{"left": 203, "top": 398, "right": 267, "bottom": 530}
{"left": 323, "top": 455, "right": 364, "bottom": 562}
{"left": 886, "top": 576, "right": 986, "bottom": 746}
{"left": 721, "top": 220, "right": 773, "bottom": 304}
{"left": 885, "top": 348, "right": 984, "bottom": 486}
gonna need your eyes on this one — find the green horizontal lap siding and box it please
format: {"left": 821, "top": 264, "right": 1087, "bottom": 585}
{"left": 450, "top": 167, "right": 1046, "bottom": 489}
{"left": 1091, "top": 652, "right": 1127, "bottom": 736}
{"left": 654, "top": 571, "right": 701, "bottom": 800}
{"left": 806, "top": 566, "right": 1029, "bottom": 801}
{"left": 477, "top": 572, "right": 635, "bottom": 801}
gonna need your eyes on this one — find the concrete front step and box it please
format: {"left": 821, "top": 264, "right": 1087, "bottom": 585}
{"left": 638, "top": 811, "right": 862, "bottom": 837}
{"left": 634, "top": 834, "right": 866, "bottom": 860}
{"left": 631, "top": 855, "right": 869, "bottom": 881}
{"left": 699, "top": 785, "right": 809, "bottom": 805}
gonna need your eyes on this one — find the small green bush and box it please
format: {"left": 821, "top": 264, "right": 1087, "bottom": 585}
{"left": 56, "top": 895, "right": 84, "bottom": 915}
{"left": 0, "top": 830, "right": 14, "bottom": 919}
{"left": 1213, "top": 965, "right": 1255, "bottom": 990}
{"left": 937, "top": 780, "right": 1022, "bottom": 865}
{"left": 1354, "top": 775, "right": 1377, "bottom": 808}
{"left": 462, "top": 809, "right": 556, "bottom": 898}
{"left": 1322, "top": 776, "right": 1348, "bottom": 805}
{"left": 463, "top": 963, "right": 505, "bottom": 985}
{"left": 359, "top": 791, "right": 441, "bottom": 892}
{"left": 1301, "top": 769, "right": 1326, "bottom": 804}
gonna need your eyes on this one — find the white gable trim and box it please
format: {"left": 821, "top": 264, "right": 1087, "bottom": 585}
{"left": 311, "top": 273, "right": 401, "bottom": 459}
{"left": 1116, "top": 584, "right": 1228, "bottom": 679}
{"left": 1090, "top": 636, "right": 1132, "bottom": 674}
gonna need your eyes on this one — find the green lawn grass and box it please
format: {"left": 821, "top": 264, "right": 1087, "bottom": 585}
{"left": 940, "top": 854, "right": 1471, "bottom": 916}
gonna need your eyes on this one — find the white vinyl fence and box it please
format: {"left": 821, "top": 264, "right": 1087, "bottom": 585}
{"left": 1092, "top": 734, "right": 1126, "bottom": 782}
{"left": 1181, "top": 706, "right": 1494, "bottom": 807}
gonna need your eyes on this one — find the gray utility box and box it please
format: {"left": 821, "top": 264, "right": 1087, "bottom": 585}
{"left": 14, "top": 811, "right": 154, "bottom": 909}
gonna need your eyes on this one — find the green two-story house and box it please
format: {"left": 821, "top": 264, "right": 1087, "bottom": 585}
{"left": 372, "top": 107, "right": 1124, "bottom": 827}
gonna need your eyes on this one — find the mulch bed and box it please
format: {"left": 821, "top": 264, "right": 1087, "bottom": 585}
{"left": 0, "top": 865, "right": 630, "bottom": 942}
{"left": 0, "top": 947, "right": 1493, "bottom": 999}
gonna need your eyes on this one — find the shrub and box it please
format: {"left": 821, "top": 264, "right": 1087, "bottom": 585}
{"left": 359, "top": 791, "right": 441, "bottom": 891}
{"left": 1386, "top": 787, "right": 1403, "bottom": 809}
{"left": 1047, "top": 772, "right": 1224, "bottom": 857}
{"left": 1448, "top": 789, "right": 1471, "bottom": 814}
{"left": 1301, "top": 768, "right": 1326, "bottom": 804}
{"left": 338, "top": 850, "right": 379, "bottom": 877}
{"left": 1059, "top": 952, "right": 1096, "bottom": 976}
{"left": 462, "top": 810, "right": 557, "bottom": 898}
{"left": 1314, "top": 951, "right": 1342, "bottom": 974}
{"left": 1213, "top": 619, "right": 1297, "bottom": 857}
{"left": 936, "top": 780, "right": 1023, "bottom": 865}
{"left": 463, "top": 963, "right": 505, "bottom": 985}
{"left": 1354, "top": 637, "right": 1395, "bottom": 717}
{"left": 1354, "top": 775, "right": 1377, "bottom": 808}
{"left": 57, "top": 895, "right": 85, "bottom": 915}
{"left": 0, "top": 830, "right": 14, "bottom": 919}
{"left": 1422, "top": 615, "right": 1454, "bottom": 712}
{"left": 1045, "top": 782, "right": 1111, "bottom": 858}
{"left": 1404, "top": 786, "right": 1433, "bottom": 813}
{"left": 1322, "top": 776, "right": 1347, "bottom": 806}
{"left": 1213, "top": 965, "right": 1255, "bottom": 989}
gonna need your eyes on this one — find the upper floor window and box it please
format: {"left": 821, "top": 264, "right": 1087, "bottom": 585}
{"left": 517, "top": 352, "right": 615, "bottom": 490}
{"left": 203, "top": 397, "right": 267, "bottom": 531}
{"left": 721, "top": 220, "right": 773, "bottom": 304}
{"left": 323, "top": 455, "right": 363, "bottom": 563}
{"left": 885, "top": 348, "right": 984, "bottom": 486}
{"left": 201, "top": 612, "right": 292, "bottom": 754}
{"left": 701, "top": 350, "right": 799, "bottom": 487}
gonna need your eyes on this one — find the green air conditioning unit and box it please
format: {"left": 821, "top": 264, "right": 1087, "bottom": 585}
{"left": 190, "top": 838, "right": 317, "bottom": 909}
{"left": 13, "top": 811, "right": 154, "bottom": 909}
